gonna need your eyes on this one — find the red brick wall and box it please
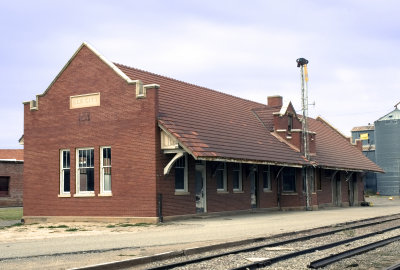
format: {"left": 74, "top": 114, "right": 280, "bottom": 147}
{"left": 278, "top": 168, "right": 306, "bottom": 208}
{"left": 0, "top": 161, "right": 23, "bottom": 207}
{"left": 316, "top": 169, "right": 333, "bottom": 205}
{"left": 156, "top": 154, "right": 197, "bottom": 216}
{"left": 258, "top": 165, "right": 278, "bottom": 208}
{"left": 23, "top": 46, "right": 159, "bottom": 217}
{"left": 158, "top": 161, "right": 282, "bottom": 216}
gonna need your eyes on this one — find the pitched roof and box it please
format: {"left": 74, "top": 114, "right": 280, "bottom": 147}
{"left": 309, "top": 118, "right": 382, "bottom": 172}
{"left": 116, "top": 64, "right": 307, "bottom": 167}
{"left": 116, "top": 63, "right": 382, "bottom": 172}
{"left": 24, "top": 43, "right": 383, "bottom": 172}
{"left": 0, "top": 149, "right": 24, "bottom": 161}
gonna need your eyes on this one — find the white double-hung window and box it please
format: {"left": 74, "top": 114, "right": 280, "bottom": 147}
{"left": 216, "top": 162, "right": 227, "bottom": 192}
{"left": 232, "top": 163, "right": 242, "bottom": 192}
{"left": 59, "top": 149, "right": 71, "bottom": 196}
{"left": 76, "top": 148, "right": 95, "bottom": 196}
{"left": 174, "top": 154, "right": 188, "bottom": 192}
{"left": 100, "top": 147, "right": 112, "bottom": 195}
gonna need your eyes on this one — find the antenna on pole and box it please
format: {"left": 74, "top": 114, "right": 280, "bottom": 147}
{"left": 296, "top": 57, "right": 312, "bottom": 211}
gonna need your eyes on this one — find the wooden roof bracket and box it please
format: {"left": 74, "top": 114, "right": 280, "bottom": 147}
{"left": 164, "top": 152, "right": 184, "bottom": 175}
{"left": 275, "top": 166, "right": 285, "bottom": 181}
{"left": 345, "top": 171, "right": 354, "bottom": 182}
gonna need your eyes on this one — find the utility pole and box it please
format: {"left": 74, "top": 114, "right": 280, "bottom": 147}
{"left": 296, "top": 57, "right": 311, "bottom": 211}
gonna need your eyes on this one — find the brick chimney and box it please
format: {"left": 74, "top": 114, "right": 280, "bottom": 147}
{"left": 268, "top": 96, "right": 283, "bottom": 108}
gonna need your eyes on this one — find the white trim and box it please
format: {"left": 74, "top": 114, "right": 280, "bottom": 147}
{"left": 23, "top": 42, "right": 159, "bottom": 111}
{"left": 59, "top": 149, "right": 71, "bottom": 196}
{"left": 58, "top": 194, "right": 71, "bottom": 198}
{"left": 216, "top": 162, "right": 227, "bottom": 192}
{"left": 195, "top": 160, "right": 207, "bottom": 212}
{"left": 174, "top": 153, "right": 188, "bottom": 193}
{"left": 73, "top": 193, "right": 96, "bottom": 198}
{"left": 98, "top": 193, "right": 113, "bottom": 197}
{"left": 232, "top": 163, "right": 243, "bottom": 192}
{"left": 262, "top": 165, "right": 271, "bottom": 191}
{"left": 100, "top": 146, "right": 112, "bottom": 196}
{"left": 76, "top": 147, "right": 95, "bottom": 196}
{"left": 158, "top": 124, "right": 195, "bottom": 158}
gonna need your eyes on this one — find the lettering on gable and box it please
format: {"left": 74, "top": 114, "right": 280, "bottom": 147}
{"left": 70, "top": 93, "right": 100, "bottom": 109}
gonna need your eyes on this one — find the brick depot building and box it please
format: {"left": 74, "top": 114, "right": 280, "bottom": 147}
{"left": 0, "top": 149, "right": 23, "bottom": 207}
{"left": 23, "top": 43, "right": 382, "bottom": 223}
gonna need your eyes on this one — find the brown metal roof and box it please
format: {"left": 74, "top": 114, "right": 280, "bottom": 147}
{"left": 115, "top": 63, "right": 382, "bottom": 172}
{"left": 351, "top": 125, "right": 375, "bottom": 132}
{"left": 0, "top": 149, "right": 24, "bottom": 161}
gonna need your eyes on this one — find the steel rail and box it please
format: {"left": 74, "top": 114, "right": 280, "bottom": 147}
{"left": 308, "top": 234, "right": 400, "bottom": 268}
{"left": 384, "top": 261, "right": 400, "bottom": 270}
{"left": 146, "top": 218, "right": 400, "bottom": 270}
{"left": 229, "top": 225, "right": 400, "bottom": 270}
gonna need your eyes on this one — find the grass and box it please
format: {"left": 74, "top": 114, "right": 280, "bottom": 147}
{"left": 65, "top": 228, "right": 78, "bottom": 232}
{"left": 48, "top": 225, "right": 69, "bottom": 229}
{"left": 0, "top": 222, "right": 24, "bottom": 230}
{"left": 118, "top": 223, "right": 150, "bottom": 227}
{"left": 0, "top": 207, "right": 23, "bottom": 221}
{"left": 106, "top": 223, "right": 151, "bottom": 228}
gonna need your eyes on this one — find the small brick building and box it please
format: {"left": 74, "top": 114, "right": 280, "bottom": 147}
{"left": 0, "top": 149, "right": 24, "bottom": 207}
{"left": 22, "top": 43, "right": 382, "bottom": 223}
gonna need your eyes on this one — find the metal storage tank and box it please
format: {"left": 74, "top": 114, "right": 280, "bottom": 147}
{"left": 350, "top": 125, "right": 377, "bottom": 193}
{"left": 374, "top": 106, "right": 400, "bottom": 195}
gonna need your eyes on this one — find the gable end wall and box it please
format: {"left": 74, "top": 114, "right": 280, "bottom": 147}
{"left": 23, "top": 46, "right": 159, "bottom": 219}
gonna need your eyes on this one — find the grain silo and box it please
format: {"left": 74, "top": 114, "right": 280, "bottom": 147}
{"left": 374, "top": 105, "right": 400, "bottom": 195}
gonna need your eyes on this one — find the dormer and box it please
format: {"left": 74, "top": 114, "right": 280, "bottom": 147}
{"left": 269, "top": 96, "right": 316, "bottom": 156}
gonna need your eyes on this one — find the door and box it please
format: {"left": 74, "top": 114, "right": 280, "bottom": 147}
{"left": 332, "top": 172, "right": 341, "bottom": 206}
{"left": 250, "top": 166, "right": 259, "bottom": 208}
{"left": 195, "top": 161, "right": 206, "bottom": 213}
{"left": 349, "top": 173, "right": 357, "bottom": 206}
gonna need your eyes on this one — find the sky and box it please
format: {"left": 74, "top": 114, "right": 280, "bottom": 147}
{"left": 1, "top": 0, "right": 400, "bottom": 149}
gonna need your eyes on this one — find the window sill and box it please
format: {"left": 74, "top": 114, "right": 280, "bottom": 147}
{"left": 263, "top": 189, "right": 272, "bottom": 193}
{"left": 217, "top": 190, "right": 229, "bottom": 194}
{"left": 58, "top": 194, "right": 71, "bottom": 198}
{"left": 174, "top": 191, "right": 190, "bottom": 196}
{"left": 281, "top": 192, "right": 298, "bottom": 195}
{"left": 233, "top": 190, "right": 244, "bottom": 193}
{"left": 73, "top": 193, "right": 95, "bottom": 197}
{"left": 98, "top": 193, "right": 112, "bottom": 197}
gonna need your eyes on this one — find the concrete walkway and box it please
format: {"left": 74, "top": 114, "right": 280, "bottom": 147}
{"left": 1, "top": 196, "right": 400, "bottom": 270}
{"left": 2, "top": 196, "right": 400, "bottom": 260}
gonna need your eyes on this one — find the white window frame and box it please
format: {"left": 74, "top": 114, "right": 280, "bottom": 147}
{"left": 232, "top": 163, "right": 242, "bottom": 192}
{"left": 175, "top": 153, "right": 188, "bottom": 193}
{"left": 59, "top": 149, "right": 71, "bottom": 197}
{"left": 217, "top": 162, "right": 227, "bottom": 192}
{"left": 75, "top": 147, "right": 95, "bottom": 197}
{"left": 263, "top": 165, "right": 271, "bottom": 192}
{"left": 100, "top": 146, "right": 112, "bottom": 196}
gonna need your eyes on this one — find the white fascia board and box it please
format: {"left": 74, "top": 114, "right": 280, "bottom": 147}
{"left": 158, "top": 123, "right": 196, "bottom": 159}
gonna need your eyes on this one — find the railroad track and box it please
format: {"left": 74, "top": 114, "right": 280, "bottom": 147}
{"left": 139, "top": 215, "right": 400, "bottom": 270}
